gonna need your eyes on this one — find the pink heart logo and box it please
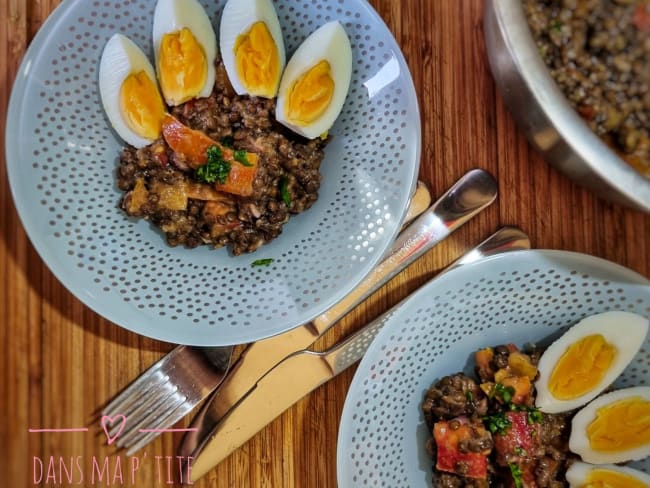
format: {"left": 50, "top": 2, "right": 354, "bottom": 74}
{"left": 101, "top": 415, "right": 127, "bottom": 445}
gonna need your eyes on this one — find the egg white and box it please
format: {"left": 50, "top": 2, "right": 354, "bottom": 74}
{"left": 566, "top": 462, "right": 650, "bottom": 487}
{"left": 152, "top": 0, "right": 217, "bottom": 105}
{"left": 99, "top": 34, "right": 160, "bottom": 148}
{"left": 570, "top": 386, "right": 650, "bottom": 464}
{"left": 535, "top": 311, "right": 648, "bottom": 413}
{"left": 220, "top": 0, "right": 286, "bottom": 98}
{"left": 275, "top": 21, "right": 352, "bottom": 139}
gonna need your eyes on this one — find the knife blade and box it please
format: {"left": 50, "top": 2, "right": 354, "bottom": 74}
{"left": 179, "top": 169, "right": 498, "bottom": 460}
{"left": 186, "top": 226, "right": 531, "bottom": 482}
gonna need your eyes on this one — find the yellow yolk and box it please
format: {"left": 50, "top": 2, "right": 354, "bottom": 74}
{"left": 158, "top": 28, "right": 207, "bottom": 104}
{"left": 587, "top": 396, "right": 650, "bottom": 452}
{"left": 119, "top": 71, "right": 166, "bottom": 140}
{"left": 548, "top": 335, "right": 616, "bottom": 400}
{"left": 285, "top": 60, "right": 334, "bottom": 126}
{"left": 583, "top": 469, "right": 649, "bottom": 488}
{"left": 235, "top": 22, "right": 280, "bottom": 98}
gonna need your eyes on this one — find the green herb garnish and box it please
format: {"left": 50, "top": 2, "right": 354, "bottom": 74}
{"left": 465, "top": 390, "right": 474, "bottom": 403}
{"left": 196, "top": 145, "right": 231, "bottom": 184}
{"left": 492, "top": 383, "right": 516, "bottom": 404}
{"left": 549, "top": 20, "right": 562, "bottom": 33}
{"left": 220, "top": 136, "right": 234, "bottom": 148}
{"left": 513, "top": 446, "right": 527, "bottom": 457}
{"left": 509, "top": 404, "right": 543, "bottom": 425}
{"left": 509, "top": 463, "right": 523, "bottom": 488}
{"left": 483, "top": 413, "right": 511, "bottom": 435}
{"left": 526, "top": 407, "right": 543, "bottom": 425}
{"left": 252, "top": 258, "right": 273, "bottom": 267}
{"left": 279, "top": 177, "right": 291, "bottom": 207}
{"left": 234, "top": 149, "right": 252, "bottom": 167}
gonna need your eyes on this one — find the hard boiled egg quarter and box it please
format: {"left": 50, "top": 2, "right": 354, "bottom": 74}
{"left": 566, "top": 462, "right": 650, "bottom": 488}
{"left": 534, "top": 311, "right": 648, "bottom": 414}
{"left": 569, "top": 386, "right": 650, "bottom": 464}
{"left": 99, "top": 34, "right": 166, "bottom": 148}
{"left": 276, "top": 21, "right": 352, "bottom": 139}
{"left": 153, "top": 0, "right": 217, "bottom": 106}
{"left": 220, "top": 0, "right": 286, "bottom": 98}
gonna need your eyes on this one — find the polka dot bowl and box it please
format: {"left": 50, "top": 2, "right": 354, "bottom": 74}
{"left": 5, "top": 0, "right": 420, "bottom": 345}
{"left": 337, "top": 250, "right": 650, "bottom": 487}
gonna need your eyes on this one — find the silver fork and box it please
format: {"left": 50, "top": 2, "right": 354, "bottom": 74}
{"left": 102, "top": 181, "right": 432, "bottom": 455}
{"left": 103, "top": 346, "right": 234, "bottom": 454}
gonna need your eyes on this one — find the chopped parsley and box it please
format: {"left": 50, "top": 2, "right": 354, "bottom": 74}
{"left": 509, "top": 463, "right": 523, "bottom": 488}
{"left": 196, "top": 145, "right": 231, "bottom": 184}
{"left": 279, "top": 177, "right": 291, "bottom": 207}
{"left": 526, "top": 407, "right": 543, "bottom": 425}
{"left": 483, "top": 413, "right": 511, "bottom": 435}
{"left": 513, "top": 446, "right": 527, "bottom": 457}
{"left": 492, "top": 383, "right": 516, "bottom": 404}
{"left": 252, "top": 258, "right": 273, "bottom": 267}
{"left": 234, "top": 149, "right": 252, "bottom": 167}
{"left": 220, "top": 136, "right": 234, "bottom": 148}
{"left": 549, "top": 20, "right": 562, "bottom": 33}
{"left": 465, "top": 390, "right": 474, "bottom": 403}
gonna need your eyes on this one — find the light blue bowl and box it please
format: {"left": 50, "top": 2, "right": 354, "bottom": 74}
{"left": 6, "top": 0, "right": 420, "bottom": 345}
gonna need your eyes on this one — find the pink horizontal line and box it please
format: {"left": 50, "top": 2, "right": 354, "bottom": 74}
{"left": 138, "top": 428, "right": 198, "bottom": 433}
{"left": 29, "top": 428, "right": 89, "bottom": 433}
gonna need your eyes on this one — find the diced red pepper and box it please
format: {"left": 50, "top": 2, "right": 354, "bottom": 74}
{"left": 433, "top": 420, "right": 489, "bottom": 479}
{"left": 632, "top": 3, "right": 650, "bottom": 32}
{"left": 493, "top": 412, "right": 541, "bottom": 466}
{"left": 161, "top": 114, "right": 259, "bottom": 197}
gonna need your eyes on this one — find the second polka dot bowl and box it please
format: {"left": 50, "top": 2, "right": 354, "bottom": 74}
{"left": 6, "top": 0, "right": 420, "bottom": 345}
{"left": 337, "top": 250, "right": 650, "bottom": 487}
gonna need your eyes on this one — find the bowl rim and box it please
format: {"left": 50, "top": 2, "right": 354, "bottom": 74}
{"left": 489, "top": 0, "right": 650, "bottom": 211}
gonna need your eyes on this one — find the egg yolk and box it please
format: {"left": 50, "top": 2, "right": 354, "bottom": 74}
{"left": 548, "top": 334, "right": 616, "bottom": 400}
{"left": 587, "top": 396, "right": 650, "bottom": 452}
{"left": 234, "top": 22, "right": 280, "bottom": 98}
{"left": 158, "top": 28, "right": 207, "bottom": 105}
{"left": 582, "top": 469, "right": 648, "bottom": 488}
{"left": 119, "top": 71, "right": 166, "bottom": 140}
{"left": 285, "top": 60, "right": 334, "bottom": 126}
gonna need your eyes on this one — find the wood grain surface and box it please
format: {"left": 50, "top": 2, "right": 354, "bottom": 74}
{"left": 1, "top": 1, "right": 649, "bottom": 487}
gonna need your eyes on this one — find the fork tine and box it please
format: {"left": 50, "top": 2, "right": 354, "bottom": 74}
{"left": 125, "top": 401, "right": 196, "bottom": 455}
{"left": 118, "top": 392, "right": 186, "bottom": 449}
{"left": 106, "top": 372, "right": 173, "bottom": 438}
{"left": 103, "top": 362, "right": 171, "bottom": 416}
{"left": 114, "top": 386, "right": 181, "bottom": 444}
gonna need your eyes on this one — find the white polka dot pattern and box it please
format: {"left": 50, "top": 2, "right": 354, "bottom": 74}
{"left": 6, "top": 0, "right": 420, "bottom": 345}
{"left": 337, "top": 250, "right": 650, "bottom": 487}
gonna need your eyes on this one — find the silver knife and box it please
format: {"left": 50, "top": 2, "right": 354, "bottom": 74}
{"left": 179, "top": 169, "right": 498, "bottom": 459}
{"left": 186, "top": 226, "right": 531, "bottom": 482}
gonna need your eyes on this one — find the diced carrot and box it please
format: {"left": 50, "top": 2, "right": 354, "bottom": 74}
{"left": 632, "top": 3, "right": 650, "bottom": 32}
{"left": 501, "top": 375, "right": 532, "bottom": 405}
{"left": 475, "top": 348, "right": 494, "bottom": 371}
{"left": 433, "top": 420, "right": 489, "bottom": 479}
{"left": 161, "top": 114, "right": 259, "bottom": 197}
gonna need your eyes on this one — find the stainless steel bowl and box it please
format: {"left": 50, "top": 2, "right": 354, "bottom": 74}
{"left": 484, "top": 0, "right": 650, "bottom": 213}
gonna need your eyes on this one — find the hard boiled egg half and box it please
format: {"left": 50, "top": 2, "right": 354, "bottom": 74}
{"left": 99, "top": 34, "right": 166, "bottom": 148}
{"left": 153, "top": 0, "right": 217, "bottom": 106}
{"left": 566, "top": 462, "right": 650, "bottom": 488}
{"left": 276, "top": 21, "right": 352, "bottom": 139}
{"left": 220, "top": 0, "right": 286, "bottom": 98}
{"left": 570, "top": 386, "right": 650, "bottom": 464}
{"left": 535, "top": 311, "right": 648, "bottom": 414}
